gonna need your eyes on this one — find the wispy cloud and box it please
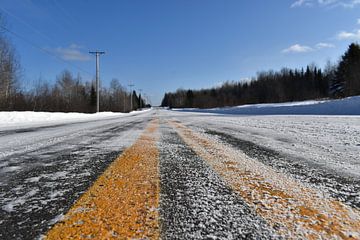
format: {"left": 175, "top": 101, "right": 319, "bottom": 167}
{"left": 357, "top": 18, "right": 360, "bottom": 24}
{"left": 291, "top": 0, "right": 314, "bottom": 8}
{"left": 291, "top": 0, "right": 313, "bottom": 8}
{"left": 46, "top": 44, "right": 91, "bottom": 62}
{"left": 339, "top": 0, "right": 360, "bottom": 8}
{"left": 337, "top": 29, "right": 360, "bottom": 40}
{"left": 282, "top": 42, "right": 336, "bottom": 53}
{"left": 315, "top": 42, "right": 335, "bottom": 49}
{"left": 282, "top": 44, "right": 314, "bottom": 53}
{"left": 291, "top": 0, "right": 360, "bottom": 8}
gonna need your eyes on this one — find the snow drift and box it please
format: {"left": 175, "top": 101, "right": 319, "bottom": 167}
{"left": 173, "top": 96, "right": 360, "bottom": 115}
{"left": 0, "top": 109, "right": 151, "bottom": 130}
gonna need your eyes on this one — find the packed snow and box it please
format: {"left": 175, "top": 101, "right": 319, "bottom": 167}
{"left": 173, "top": 113, "right": 360, "bottom": 178}
{"left": 173, "top": 96, "right": 360, "bottom": 115}
{"left": 158, "top": 124, "right": 277, "bottom": 238}
{"left": 168, "top": 97, "right": 360, "bottom": 178}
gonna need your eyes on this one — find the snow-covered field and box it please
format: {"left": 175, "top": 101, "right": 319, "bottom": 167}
{"left": 174, "top": 95, "right": 360, "bottom": 115}
{"left": 0, "top": 109, "right": 151, "bottom": 130}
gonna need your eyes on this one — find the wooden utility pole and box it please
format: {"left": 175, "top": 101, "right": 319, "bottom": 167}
{"left": 89, "top": 51, "right": 105, "bottom": 112}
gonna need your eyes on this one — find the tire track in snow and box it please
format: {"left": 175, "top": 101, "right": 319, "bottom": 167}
{"left": 170, "top": 120, "right": 360, "bottom": 239}
{"left": 159, "top": 122, "right": 277, "bottom": 239}
{"left": 204, "top": 130, "right": 360, "bottom": 209}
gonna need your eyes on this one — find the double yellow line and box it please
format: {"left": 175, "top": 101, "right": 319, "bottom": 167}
{"left": 46, "top": 119, "right": 160, "bottom": 239}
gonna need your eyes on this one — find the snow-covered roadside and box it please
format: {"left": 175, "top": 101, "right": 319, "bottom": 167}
{"left": 0, "top": 109, "right": 152, "bottom": 130}
{"left": 173, "top": 96, "right": 360, "bottom": 115}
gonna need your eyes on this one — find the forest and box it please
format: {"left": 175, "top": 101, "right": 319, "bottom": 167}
{"left": 0, "top": 15, "right": 146, "bottom": 113}
{"left": 161, "top": 43, "right": 360, "bottom": 109}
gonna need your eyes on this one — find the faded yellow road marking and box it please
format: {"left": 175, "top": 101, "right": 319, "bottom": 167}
{"left": 46, "top": 119, "right": 160, "bottom": 240}
{"left": 170, "top": 121, "right": 360, "bottom": 239}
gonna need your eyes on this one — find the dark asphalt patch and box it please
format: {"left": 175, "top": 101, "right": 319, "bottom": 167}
{"left": 0, "top": 149, "right": 121, "bottom": 240}
{"left": 158, "top": 125, "right": 279, "bottom": 239}
{"left": 205, "top": 130, "right": 360, "bottom": 209}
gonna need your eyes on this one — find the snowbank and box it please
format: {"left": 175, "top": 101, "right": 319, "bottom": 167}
{"left": 173, "top": 96, "right": 360, "bottom": 115}
{"left": 0, "top": 109, "right": 151, "bottom": 130}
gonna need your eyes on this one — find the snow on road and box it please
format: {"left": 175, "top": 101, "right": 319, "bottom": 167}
{"left": 193, "top": 115, "right": 360, "bottom": 177}
{"left": 158, "top": 123, "right": 277, "bottom": 239}
{"left": 1, "top": 103, "right": 359, "bottom": 239}
{"left": 0, "top": 111, "right": 154, "bottom": 239}
{"left": 170, "top": 96, "right": 360, "bottom": 178}
{"left": 169, "top": 120, "right": 360, "bottom": 238}
{"left": 167, "top": 111, "right": 360, "bottom": 208}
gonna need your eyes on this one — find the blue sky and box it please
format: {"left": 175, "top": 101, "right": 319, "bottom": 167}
{"left": 0, "top": 0, "right": 359, "bottom": 105}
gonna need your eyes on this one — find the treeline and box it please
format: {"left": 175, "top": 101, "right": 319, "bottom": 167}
{"left": 0, "top": 69, "right": 146, "bottom": 112}
{"left": 161, "top": 43, "right": 360, "bottom": 108}
{"left": 0, "top": 15, "right": 147, "bottom": 113}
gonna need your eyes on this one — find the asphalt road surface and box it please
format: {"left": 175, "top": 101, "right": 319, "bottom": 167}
{"left": 1, "top": 109, "right": 359, "bottom": 239}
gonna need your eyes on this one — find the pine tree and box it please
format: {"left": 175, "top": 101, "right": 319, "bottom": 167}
{"left": 90, "top": 84, "right": 97, "bottom": 112}
{"left": 185, "top": 90, "right": 194, "bottom": 107}
{"left": 335, "top": 43, "right": 360, "bottom": 97}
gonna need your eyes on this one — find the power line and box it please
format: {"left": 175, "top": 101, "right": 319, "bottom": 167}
{"left": 51, "top": 0, "right": 78, "bottom": 26}
{"left": 0, "top": 6, "right": 57, "bottom": 45}
{"left": 0, "top": 7, "right": 92, "bottom": 76}
{"left": 26, "top": 0, "right": 70, "bottom": 34}
{"left": 0, "top": 25, "right": 92, "bottom": 76}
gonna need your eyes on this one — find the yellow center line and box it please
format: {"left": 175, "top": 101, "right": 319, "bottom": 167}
{"left": 45, "top": 119, "right": 160, "bottom": 240}
{"left": 169, "top": 120, "right": 360, "bottom": 239}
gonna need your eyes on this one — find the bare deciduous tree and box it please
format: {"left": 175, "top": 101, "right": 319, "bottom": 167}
{"left": 0, "top": 14, "right": 20, "bottom": 110}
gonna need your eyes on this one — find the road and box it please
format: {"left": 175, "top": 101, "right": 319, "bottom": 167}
{"left": 1, "top": 109, "right": 359, "bottom": 239}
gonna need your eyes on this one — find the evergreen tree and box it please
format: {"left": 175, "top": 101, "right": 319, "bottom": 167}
{"left": 335, "top": 43, "right": 360, "bottom": 97}
{"left": 185, "top": 90, "right": 194, "bottom": 107}
{"left": 90, "top": 84, "right": 97, "bottom": 112}
{"left": 161, "top": 93, "right": 169, "bottom": 107}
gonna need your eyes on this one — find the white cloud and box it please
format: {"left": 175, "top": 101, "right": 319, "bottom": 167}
{"left": 282, "top": 42, "right": 336, "bottom": 54}
{"left": 339, "top": 0, "right": 360, "bottom": 8}
{"left": 47, "top": 44, "right": 91, "bottom": 62}
{"left": 291, "top": 0, "right": 360, "bottom": 8}
{"left": 357, "top": 18, "right": 360, "bottom": 24}
{"left": 318, "top": 0, "right": 340, "bottom": 6}
{"left": 315, "top": 42, "right": 335, "bottom": 49}
{"left": 282, "top": 44, "right": 314, "bottom": 53}
{"left": 337, "top": 29, "right": 360, "bottom": 40}
{"left": 291, "top": 0, "right": 313, "bottom": 7}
